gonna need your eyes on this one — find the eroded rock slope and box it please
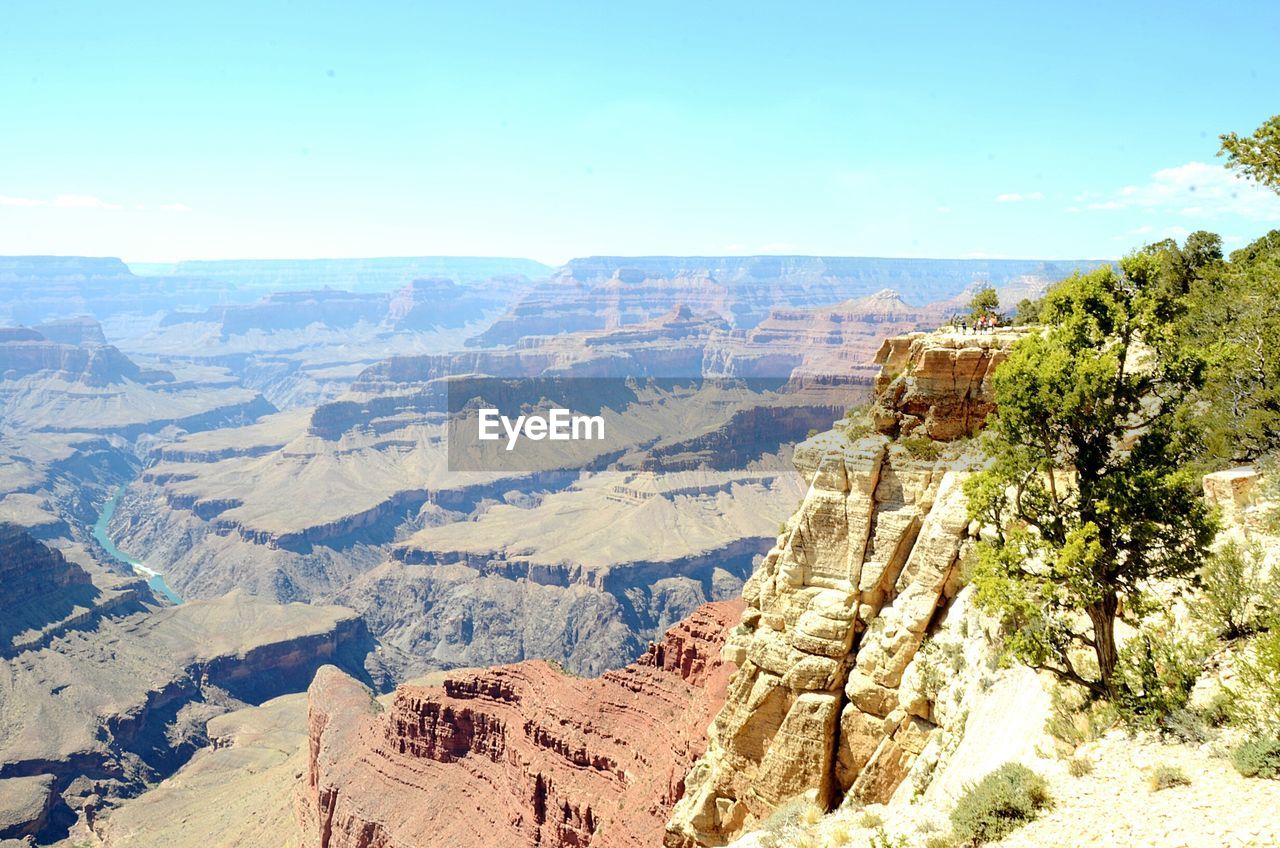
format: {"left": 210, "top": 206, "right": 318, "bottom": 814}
{"left": 301, "top": 601, "right": 743, "bottom": 848}
{"left": 666, "top": 331, "right": 1017, "bottom": 846}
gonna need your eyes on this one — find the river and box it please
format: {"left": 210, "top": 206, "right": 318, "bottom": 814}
{"left": 92, "top": 484, "right": 184, "bottom": 605}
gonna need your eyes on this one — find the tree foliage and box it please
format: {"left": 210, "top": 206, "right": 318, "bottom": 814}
{"left": 1220, "top": 114, "right": 1280, "bottom": 193}
{"left": 1012, "top": 296, "right": 1044, "bottom": 326}
{"left": 966, "top": 251, "right": 1216, "bottom": 698}
{"left": 969, "top": 286, "right": 1000, "bottom": 321}
{"left": 1182, "top": 229, "right": 1280, "bottom": 462}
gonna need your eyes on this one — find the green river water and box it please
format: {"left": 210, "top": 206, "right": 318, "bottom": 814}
{"left": 92, "top": 484, "right": 183, "bottom": 605}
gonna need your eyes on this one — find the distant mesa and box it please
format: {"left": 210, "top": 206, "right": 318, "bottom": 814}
{"left": 469, "top": 255, "right": 1108, "bottom": 348}
{"left": 0, "top": 321, "right": 172, "bottom": 387}
{"left": 32, "top": 316, "right": 109, "bottom": 346}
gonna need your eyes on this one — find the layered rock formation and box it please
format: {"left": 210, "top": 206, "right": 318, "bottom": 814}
{"left": 665, "top": 331, "right": 1018, "bottom": 846}
{"left": 870, "top": 331, "right": 1018, "bottom": 440}
{"left": 157, "top": 277, "right": 520, "bottom": 340}
{"left": 0, "top": 578, "right": 379, "bottom": 841}
{"left": 301, "top": 601, "right": 743, "bottom": 848}
{"left": 0, "top": 327, "right": 171, "bottom": 387}
{"left": 703, "top": 290, "right": 943, "bottom": 390}
{"left": 31, "top": 317, "right": 109, "bottom": 347}
{"left": 472, "top": 256, "right": 1103, "bottom": 345}
{"left": 108, "top": 307, "right": 843, "bottom": 677}
{"left": 0, "top": 522, "right": 101, "bottom": 655}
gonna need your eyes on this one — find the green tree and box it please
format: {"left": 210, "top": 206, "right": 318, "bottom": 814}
{"left": 1220, "top": 114, "right": 1280, "bottom": 192}
{"left": 965, "top": 256, "right": 1216, "bottom": 699}
{"left": 969, "top": 286, "right": 1001, "bottom": 321}
{"left": 1013, "top": 296, "right": 1045, "bottom": 325}
{"left": 1183, "top": 230, "right": 1280, "bottom": 462}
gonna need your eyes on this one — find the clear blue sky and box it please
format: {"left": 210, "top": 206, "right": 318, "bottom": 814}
{"left": 2, "top": 0, "right": 1278, "bottom": 264}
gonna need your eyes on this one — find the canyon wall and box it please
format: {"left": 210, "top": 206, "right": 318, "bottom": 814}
{"left": 665, "top": 331, "right": 1017, "bottom": 846}
{"left": 301, "top": 601, "right": 743, "bottom": 848}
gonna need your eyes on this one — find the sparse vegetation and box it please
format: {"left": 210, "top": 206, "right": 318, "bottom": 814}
{"left": 1114, "top": 613, "right": 1210, "bottom": 730}
{"left": 1067, "top": 756, "right": 1093, "bottom": 777}
{"left": 828, "top": 820, "right": 854, "bottom": 846}
{"left": 949, "top": 763, "right": 1051, "bottom": 846}
{"left": 756, "top": 799, "right": 832, "bottom": 848}
{"left": 868, "top": 827, "right": 908, "bottom": 848}
{"left": 1148, "top": 764, "right": 1191, "bottom": 791}
{"left": 1161, "top": 706, "right": 1210, "bottom": 745}
{"left": 901, "top": 434, "right": 943, "bottom": 461}
{"left": 1197, "top": 541, "right": 1271, "bottom": 639}
{"left": 1045, "top": 684, "right": 1118, "bottom": 748}
{"left": 758, "top": 797, "right": 809, "bottom": 847}
{"left": 1231, "top": 624, "right": 1280, "bottom": 732}
{"left": 1231, "top": 735, "right": 1280, "bottom": 779}
{"left": 914, "top": 637, "right": 966, "bottom": 701}
{"left": 857, "top": 809, "right": 884, "bottom": 829}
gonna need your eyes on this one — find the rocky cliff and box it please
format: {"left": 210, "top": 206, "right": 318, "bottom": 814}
{"left": 301, "top": 601, "right": 743, "bottom": 848}
{"left": 0, "top": 583, "right": 380, "bottom": 841}
{"left": 0, "top": 522, "right": 102, "bottom": 655}
{"left": 0, "top": 328, "right": 172, "bottom": 387}
{"left": 665, "top": 331, "right": 1017, "bottom": 846}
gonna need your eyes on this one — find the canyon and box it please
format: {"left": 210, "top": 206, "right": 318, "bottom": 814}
{"left": 0, "top": 253, "right": 1101, "bottom": 846}
{"left": 254, "top": 329, "right": 1015, "bottom": 848}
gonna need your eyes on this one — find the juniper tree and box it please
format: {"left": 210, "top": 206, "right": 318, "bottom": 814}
{"left": 969, "top": 286, "right": 1001, "bottom": 322}
{"left": 965, "top": 253, "right": 1216, "bottom": 699}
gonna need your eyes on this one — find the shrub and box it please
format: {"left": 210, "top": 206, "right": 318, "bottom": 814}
{"left": 1161, "top": 707, "right": 1210, "bottom": 744}
{"left": 1197, "top": 541, "right": 1269, "bottom": 638}
{"left": 914, "top": 638, "right": 965, "bottom": 702}
{"left": 1199, "top": 688, "right": 1235, "bottom": 728}
{"left": 1147, "top": 764, "right": 1190, "bottom": 791}
{"left": 1231, "top": 624, "right": 1280, "bottom": 732}
{"left": 828, "top": 820, "right": 853, "bottom": 846}
{"left": 1232, "top": 735, "right": 1280, "bottom": 779}
{"left": 1045, "top": 684, "right": 1117, "bottom": 748}
{"left": 925, "top": 836, "right": 958, "bottom": 848}
{"left": 1067, "top": 756, "right": 1093, "bottom": 777}
{"left": 857, "top": 810, "right": 884, "bottom": 829}
{"left": 758, "top": 798, "right": 807, "bottom": 846}
{"left": 868, "top": 828, "right": 908, "bottom": 848}
{"left": 1114, "top": 615, "right": 1209, "bottom": 730}
{"left": 843, "top": 404, "right": 874, "bottom": 440}
{"left": 949, "top": 763, "right": 1051, "bottom": 846}
{"left": 901, "top": 434, "right": 943, "bottom": 461}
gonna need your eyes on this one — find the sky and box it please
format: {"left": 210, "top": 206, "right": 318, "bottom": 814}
{"left": 2, "top": 0, "right": 1279, "bottom": 265}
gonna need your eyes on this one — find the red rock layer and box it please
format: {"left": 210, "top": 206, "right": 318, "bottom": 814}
{"left": 303, "top": 600, "right": 744, "bottom": 848}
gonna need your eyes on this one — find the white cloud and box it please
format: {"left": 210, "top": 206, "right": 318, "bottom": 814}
{"left": 1085, "top": 161, "right": 1280, "bottom": 220}
{"left": 52, "top": 194, "right": 121, "bottom": 210}
{"left": 160, "top": 202, "right": 193, "bottom": 213}
{"left": 1, "top": 193, "right": 124, "bottom": 210}
{"left": 1126, "top": 223, "right": 1189, "bottom": 242}
{"left": 995, "top": 191, "right": 1044, "bottom": 203}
